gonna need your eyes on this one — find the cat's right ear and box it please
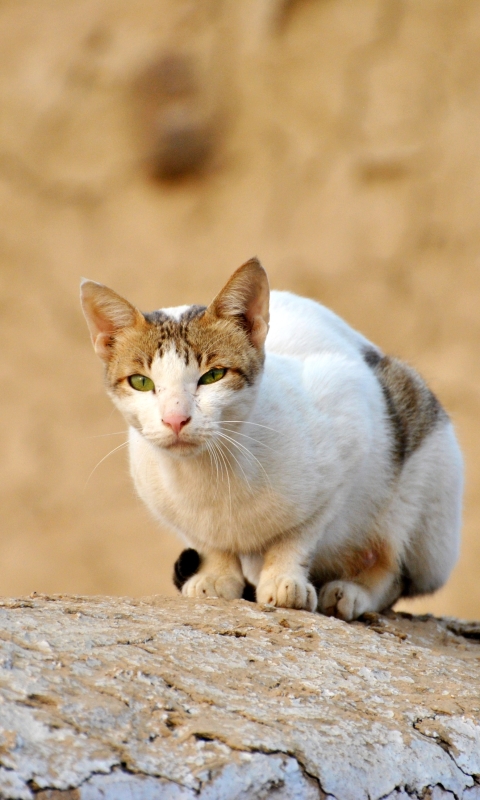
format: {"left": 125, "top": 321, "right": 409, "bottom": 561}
{"left": 208, "top": 258, "right": 270, "bottom": 350}
{"left": 80, "top": 280, "right": 143, "bottom": 359}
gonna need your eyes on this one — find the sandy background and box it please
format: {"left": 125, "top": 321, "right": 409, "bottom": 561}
{"left": 1, "top": 0, "right": 479, "bottom": 618}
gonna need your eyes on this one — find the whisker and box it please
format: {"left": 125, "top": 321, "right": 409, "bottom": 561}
{"left": 206, "top": 440, "right": 221, "bottom": 498}
{"left": 217, "top": 425, "right": 280, "bottom": 455}
{"left": 215, "top": 431, "right": 273, "bottom": 491}
{"left": 205, "top": 442, "right": 215, "bottom": 494}
{"left": 84, "top": 441, "right": 129, "bottom": 490}
{"left": 216, "top": 435, "right": 254, "bottom": 494}
{"left": 212, "top": 442, "right": 223, "bottom": 497}
{"left": 215, "top": 440, "right": 232, "bottom": 521}
{"left": 212, "top": 439, "right": 226, "bottom": 485}
{"left": 220, "top": 420, "right": 281, "bottom": 435}
{"left": 209, "top": 437, "right": 224, "bottom": 484}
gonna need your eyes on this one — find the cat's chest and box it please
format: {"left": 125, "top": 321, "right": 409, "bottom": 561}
{"left": 169, "top": 484, "right": 290, "bottom": 552}
{"left": 129, "top": 438, "right": 301, "bottom": 552}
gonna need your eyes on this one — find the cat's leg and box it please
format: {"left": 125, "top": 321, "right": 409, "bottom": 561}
{"left": 256, "top": 536, "right": 317, "bottom": 611}
{"left": 240, "top": 553, "right": 263, "bottom": 586}
{"left": 393, "top": 421, "right": 462, "bottom": 599}
{"left": 318, "top": 422, "right": 463, "bottom": 621}
{"left": 181, "top": 549, "right": 245, "bottom": 600}
{"left": 317, "top": 550, "right": 401, "bottom": 622}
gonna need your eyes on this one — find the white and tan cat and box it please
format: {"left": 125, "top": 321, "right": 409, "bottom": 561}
{"left": 81, "top": 259, "right": 463, "bottom": 620}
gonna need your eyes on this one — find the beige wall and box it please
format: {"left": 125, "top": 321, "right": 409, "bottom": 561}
{"left": 1, "top": 0, "right": 479, "bottom": 618}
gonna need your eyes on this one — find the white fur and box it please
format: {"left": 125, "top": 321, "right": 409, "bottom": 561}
{"left": 122, "top": 291, "right": 462, "bottom": 618}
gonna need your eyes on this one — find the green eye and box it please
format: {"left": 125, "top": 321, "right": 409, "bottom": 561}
{"left": 198, "top": 368, "right": 227, "bottom": 386}
{"left": 128, "top": 374, "right": 155, "bottom": 392}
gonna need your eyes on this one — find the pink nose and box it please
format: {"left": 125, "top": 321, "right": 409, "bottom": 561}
{"left": 162, "top": 412, "right": 191, "bottom": 436}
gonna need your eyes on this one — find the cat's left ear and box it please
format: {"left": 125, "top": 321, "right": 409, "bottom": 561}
{"left": 208, "top": 258, "right": 270, "bottom": 349}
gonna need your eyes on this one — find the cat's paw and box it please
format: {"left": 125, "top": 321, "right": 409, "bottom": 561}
{"left": 182, "top": 573, "right": 245, "bottom": 601}
{"left": 256, "top": 574, "right": 317, "bottom": 611}
{"left": 318, "top": 580, "right": 371, "bottom": 621}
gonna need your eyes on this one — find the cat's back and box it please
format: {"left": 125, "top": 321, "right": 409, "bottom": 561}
{"left": 267, "top": 290, "right": 374, "bottom": 361}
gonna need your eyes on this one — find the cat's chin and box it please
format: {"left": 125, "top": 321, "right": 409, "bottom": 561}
{"left": 158, "top": 439, "right": 205, "bottom": 458}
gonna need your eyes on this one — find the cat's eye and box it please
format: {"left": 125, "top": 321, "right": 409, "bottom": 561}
{"left": 128, "top": 374, "right": 155, "bottom": 392}
{"left": 198, "top": 367, "right": 227, "bottom": 386}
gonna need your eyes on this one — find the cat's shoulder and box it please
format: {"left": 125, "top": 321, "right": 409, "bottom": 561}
{"left": 267, "top": 290, "right": 375, "bottom": 361}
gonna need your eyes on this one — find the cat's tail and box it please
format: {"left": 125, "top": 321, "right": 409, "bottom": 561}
{"left": 173, "top": 549, "right": 256, "bottom": 601}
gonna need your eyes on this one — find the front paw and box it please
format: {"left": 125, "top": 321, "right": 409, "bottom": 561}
{"left": 256, "top": 574, "right": 317, "bottom": 611}
{"left": 182, "top": 573, "right": 245, "bottom": 601}
{"left": 318, "top": 580, "right": 370, "bottom": 621}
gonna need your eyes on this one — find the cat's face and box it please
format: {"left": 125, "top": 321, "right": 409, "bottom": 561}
{"left": 81, "top": 259, "right": 269, "bottom": 457}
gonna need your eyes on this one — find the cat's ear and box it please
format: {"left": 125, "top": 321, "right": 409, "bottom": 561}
{"left": 80, "top": 280, "right": 144, "bottom": 359}
{"left": 208, "top": 258, "right": 270, "bottom": 349}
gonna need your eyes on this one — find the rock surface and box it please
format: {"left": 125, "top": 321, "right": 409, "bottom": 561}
{"left": 0, "top": 595, "right": 479, "bottom": 799}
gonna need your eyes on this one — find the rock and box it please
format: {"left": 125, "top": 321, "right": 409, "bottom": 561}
{"left": 0, "top": 596, "right": 478, "bottom": 799}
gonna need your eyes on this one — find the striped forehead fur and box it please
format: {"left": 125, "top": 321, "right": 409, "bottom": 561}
{"left": 105, "top": 303, "right": 264, "bottom": 390}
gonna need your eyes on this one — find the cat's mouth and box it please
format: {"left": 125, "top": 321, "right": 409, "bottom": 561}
{"left": 165, "top": 439, "right": 200, "bottom": 452}
{"left": 146, "top": 433, "right": 205, "bottom": 456}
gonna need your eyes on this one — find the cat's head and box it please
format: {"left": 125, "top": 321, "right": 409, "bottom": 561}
{"left": 80, "top": 258, "right": 269, "bottom": 456}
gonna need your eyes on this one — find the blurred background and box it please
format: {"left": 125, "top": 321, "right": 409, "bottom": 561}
{"left": 1, "top": 0, "right": 479, "bottom": 618}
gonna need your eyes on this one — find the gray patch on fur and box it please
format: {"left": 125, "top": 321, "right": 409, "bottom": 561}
{"left": 362, "top": 346, "right": 383, "bottom": 369}
{"left": 363, "top": 348, "right": 446, "bottom": 464}
{"left": 144, "top": 309, "right": 170, "bottom": 325}
{"left": 179, "top": 304, "right": 206, "bottom": 323}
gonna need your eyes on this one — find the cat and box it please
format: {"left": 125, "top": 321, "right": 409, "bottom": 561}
{"left": 81, "top": 258, "right": 463, "bottom": 620}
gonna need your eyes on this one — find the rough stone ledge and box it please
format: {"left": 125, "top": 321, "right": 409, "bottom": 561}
{"left": 0, "top": 595, "right": 479, "bottom": 800}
